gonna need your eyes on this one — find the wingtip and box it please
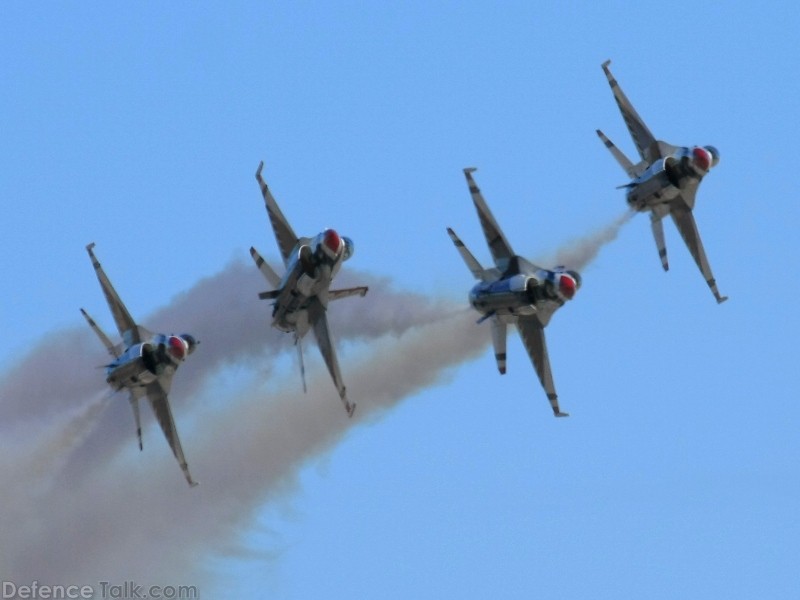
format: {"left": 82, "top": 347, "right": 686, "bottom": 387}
{"left": 555, "top": 411, "right": 570, "bottom": 418}
{"left": 347, "top": 402, "right": 357, "bottom": 418}
{"left": 85, "top": 242, "right": 96, "bottom": 252}
{"left": 601, "top": 59, "right": 611, "bottom": 69}
{"left": 717, "top": 295, "right": 729, "bottom": 304}
{"left": 463, "top": 167, "right": 477, "bottom": 174}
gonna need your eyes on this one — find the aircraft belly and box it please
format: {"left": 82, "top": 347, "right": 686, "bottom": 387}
{"left": 627, "top": 172, "right": 681, "bottom": 209}
{"left": 106, "top": 356, "right": 157, "bottom": 390}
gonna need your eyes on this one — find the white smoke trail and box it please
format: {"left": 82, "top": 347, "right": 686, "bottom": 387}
{"left": 543, "top": 209, "right": 635, "bottom": 271}
{"left": 0, "top": 213, "right": 622, "bottom": 585}
{"left": 2, "top": 310, "right": 485, "bottom": 583}
{"left": 0, "top": 256, "right": 477, "bottom": 581}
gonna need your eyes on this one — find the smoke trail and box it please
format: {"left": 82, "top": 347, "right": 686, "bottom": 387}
{"left": 3, "top": 310, "right": 486, "bottom": 582}
{"left": 544, "top": 209, "right": 635, "bottom": 271}
{"left": 0, "top": 256, "right": 476, "bottom": 580}
{"left": 0, "top": 212, "right": 622, "bottom": 584}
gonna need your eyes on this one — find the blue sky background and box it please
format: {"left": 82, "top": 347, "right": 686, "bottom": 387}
{"left": 2, "top": 2, "right": 799, "bottom": 598}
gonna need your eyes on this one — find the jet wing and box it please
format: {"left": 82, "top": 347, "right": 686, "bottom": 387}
{"left": 308, "top": 297, "right": 356, "bottom": 417}
{"left": 462, "top": 168, "right": 515, "bottom": 271}
{"left": 516, "top": 317, "right": 568, "bottom": 417}
{"left": 255, "top": 161, "right": 300, "bottom": 268}
{"left": 669, "top": 200, "right": 728, "bottom": 304}
{"left": 601, "top": 60, "right": 660, "bottom": 164}
{"left": 145, "top": 380, "right": 198, "bottom": 487}
{"left": 85, "top": 243, "right": 140, "bottom": 346}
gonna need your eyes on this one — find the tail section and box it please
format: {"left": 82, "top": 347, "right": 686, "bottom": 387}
{"left": 447, "top": 227, "right": 494, "bottom": 281}
{"left": 490, "top": 318, "right": 507, "bottom": 375}
{"left": 249, "top": 246, "right": 282, "bottom": 288}
{"left": 129, "top": 392, "right": 143, "bottom": 451}
{"left": 596, "top": 129, "right": 646, "bottom": 179}
{"left": 295, "top": 334, "right": 307, "bottom": 394}
{"left": 650, "top": 209, "right": 669, "bottom": 271}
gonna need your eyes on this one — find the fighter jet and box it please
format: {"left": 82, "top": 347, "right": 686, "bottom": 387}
{"left": 596, "top": 59, "right": 728, "bottom": 303}
{"left": 250, "top": 161, "right": 368, "bottom": 417}
{"left": 447, "top": 168, "right": 581, "bottom": 417}
{"left": 80, "top": 243, "right": 199, "bottom": 487}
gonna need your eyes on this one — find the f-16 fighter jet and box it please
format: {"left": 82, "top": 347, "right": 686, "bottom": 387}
{"left": 250, "top": 161, "right": 368, "bottom": 417}
{"left": 81, "top": 243, "right": 199, "bottom": 487}
{"left": 597, "top": 59, "right": 727, "bottom": 303}
{"left": 447, "top": 168, "right": 581, "bottom": 417}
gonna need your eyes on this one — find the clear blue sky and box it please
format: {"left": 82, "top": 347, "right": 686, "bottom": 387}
{"left": 2, "top": 2, "right": 798, "bottom": 598}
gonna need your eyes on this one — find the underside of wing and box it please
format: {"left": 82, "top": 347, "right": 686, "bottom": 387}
{"left": 255, "top": 161, "right": 300, "bottom": 267}
{"left": 308, "top": 297, "right": 356, "bottom": 416}
{"left": 601, "top": 60, "right": 659, "bottom": 163}
{"left": 85, "top": 243, "right": 140, "bottom": 346}
{"left": 462, "top": 168, "right": 515, "bottom": 271}
{"left": 670, "top": 201, "right": 728, "bottom": 303}
{"left": 516, "top": 317, "right": 568, "bottom": 417}
{"left": 146, "top": 380, "right": 198, "bottom": 487}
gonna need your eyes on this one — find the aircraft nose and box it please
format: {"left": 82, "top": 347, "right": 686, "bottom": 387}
{"left": 323, "top": 229, "right": 342, "bottom": 255}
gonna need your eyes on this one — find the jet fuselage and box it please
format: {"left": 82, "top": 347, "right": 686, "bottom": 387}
{"left": 625, "top": 146, "right": 718, "bottom": 211}
{"left": 468, "top": 265, "right": 580, "bottom": 322}
{"left": 105, "top": 334, "right": 196, "bottom": 391}
{"left": 270, "top": 228, "right": 354, "bottom": 334}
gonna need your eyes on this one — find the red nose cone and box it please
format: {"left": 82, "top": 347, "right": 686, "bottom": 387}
{"left": 168, "top": 336, "right": 186, "bottom": 360}
{"left": 559, "top": 275, "right": 576, "bottom": 300}
{"left": 692, "top": 147, "right": 711, "bottom": 171}
{"left": 323, "top": 229, "right": 341, "bottom": 254}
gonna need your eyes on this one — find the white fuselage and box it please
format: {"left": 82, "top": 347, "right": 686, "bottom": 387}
{"left": 105, "top": 334, "right": 192, "bottom": 391}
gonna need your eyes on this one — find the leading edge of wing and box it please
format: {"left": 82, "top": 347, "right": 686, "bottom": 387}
{"left": 85, "top": 243, "right": 140, "bottom": 346}
{"left": 515, "top": 317, "right": 568, "bottom": 417}
{"left": 462, "top": 168, "right": 515, "bottom": 270}
{"left": 145, "top": 381, "right": 199, "bottom": 487}
{"left": 255, "top": 161, "right": 300, "bottom": 268}
{"left": 601, "top": 60, "right": 659, "bottom": 163}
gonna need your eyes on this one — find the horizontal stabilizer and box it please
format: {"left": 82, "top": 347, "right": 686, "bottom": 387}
{"left": 596, "top": 129, "right": 646, "bottom": 179}
{"left": 329, "top": 287, "right": 369, "bottom": 301}
{"left": 447, "top": 227, "right": 488, "bottom": 280}
{"left": 250, "top": 246, "right": 282, "bottom": 287}
{"left": 258, "top": 290, "right": 281, "bottom": 300}
{"left": 80, "top": 308, "right": 120, "bottom": 358}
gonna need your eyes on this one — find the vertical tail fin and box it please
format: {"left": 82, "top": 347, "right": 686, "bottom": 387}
{"left": 650, "top": 210, "right": 669, "bottom": 271}
{"left": 129, "top": 393, "right": 143, "bottom": 451}
{"left": 295, "top": 334, "right": 307, "bottom": 393}
{"left": 490, "top": 318, "right": 507, "bottom": 375}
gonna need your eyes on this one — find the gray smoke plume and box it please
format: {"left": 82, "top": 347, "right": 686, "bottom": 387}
{"left": 1, "top": 215, "right": 620, "bottom": 585}
{"left": 0, "top": 257, "right": 483, "bottom": 583}
{"left": 544, "top": 209, "right": 635, "bottom": 271}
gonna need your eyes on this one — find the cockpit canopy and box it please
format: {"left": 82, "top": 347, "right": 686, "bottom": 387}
{"left": 704, "top": 145, "right": 720, "bottom": 168}
{"left": 342, "top": 236, "right": 355, "bottom": 261}
{"left": 180, "top": 334, "right": 198, "bottom": 355}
